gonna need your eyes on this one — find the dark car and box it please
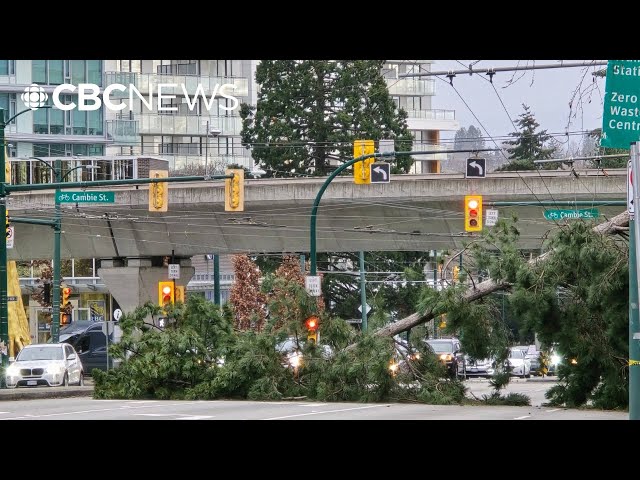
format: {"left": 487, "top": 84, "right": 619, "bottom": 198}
{"left": 57, "top": 321, "right": 122, "bottom": 374}
{"left": 425, "top": 337, "right": 465, "bottom": 378}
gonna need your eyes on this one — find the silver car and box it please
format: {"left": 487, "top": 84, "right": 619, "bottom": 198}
{"left": 5, "top": 343, "right": 84, "bottom": 388}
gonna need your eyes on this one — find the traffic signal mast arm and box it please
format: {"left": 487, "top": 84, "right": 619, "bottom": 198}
{"left": 1, "top": 174, "right": 233, "bottom": 195}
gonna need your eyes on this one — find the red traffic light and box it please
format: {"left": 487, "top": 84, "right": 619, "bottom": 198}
{"left": 305, "top": 316, "right": 319, "bottom": 332}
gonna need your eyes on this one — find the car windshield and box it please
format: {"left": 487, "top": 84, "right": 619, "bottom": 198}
{"left": 17, "top": 346, "right": 64, "bottom": 361}
{"left": 509, "top": 349, "right": 525, "bottom": 359}
{"left": 427, "top": 341, "right": 453, "bottom": 353}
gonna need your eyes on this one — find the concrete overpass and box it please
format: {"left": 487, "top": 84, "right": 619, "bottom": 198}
{"left": 7, "top": 168, "right": 625, "bottom": 313}
{"left": 7, "top": 168, "right": 626, "bottom": 260}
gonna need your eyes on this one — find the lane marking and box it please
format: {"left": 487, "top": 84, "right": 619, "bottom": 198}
{"left": 545, "top": 408, "right": 561, "bottom": 413}
{"left": 0, "top": 401, "right": 201, "bottom": 420}
{"left": 134, "top": 413, "right": 214, "bottom": 420}
{"left": 264, "top": 404, "right": 387, "bottom": 420}
{"left": 514, "top": 415, "right": 531, "bottom": 420}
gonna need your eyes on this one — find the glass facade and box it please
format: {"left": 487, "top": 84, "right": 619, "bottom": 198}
{"left": 0, "top": 93, "right": 16, "bottom": 124}
{"left": 0, "top": 60, "right": 15, "bottom": 75}
{"left": 33, "top": 96, "right": 103, "bottom": 136}
{"left": 32, "top": 60, "right": 102, "bottom": 86}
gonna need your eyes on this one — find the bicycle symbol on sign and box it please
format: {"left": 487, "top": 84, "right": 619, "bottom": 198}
{"left": 58, "top": 193, "right": 70, "bottom": 202}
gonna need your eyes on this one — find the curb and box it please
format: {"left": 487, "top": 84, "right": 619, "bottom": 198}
{"left": 0, "top": 386, "right": 94, "bottom": 401}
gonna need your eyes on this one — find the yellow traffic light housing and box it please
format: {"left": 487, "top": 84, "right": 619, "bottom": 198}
{"left": 158, "top": 281, "right": 175, "bottom": 310}
{"left": 175, "top": 285, "right": 185, "bottom": 303}
{"left": 62, "top": 286, "right": 72, "bottom": 305}
{"left": 464, "top": 195, "right": 483, "bottom": 232}
{"left": 148, "top": 170, "right": 169, "bottom": 212}
{"left": 225, "top": 169, "right": 245, "bottom": 212}
{"left": 353, "top": 139, "right": 374, "bottom": 184}
{"left": 305, "top": 316, "right": 319, "bottom": 344}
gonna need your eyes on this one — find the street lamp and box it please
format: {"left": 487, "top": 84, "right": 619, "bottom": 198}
{"left": 0, "top": 106, "right": 51, "bottom": 366}
{"left": 30, "top": 157, "right": 97, "bottom": 343}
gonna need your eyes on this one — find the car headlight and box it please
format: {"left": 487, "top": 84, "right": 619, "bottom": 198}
{"left": 288, "top": 352, "right": 302, "bottom": 368}
{"left": 6, "top": 365, "right": 19, "bottom": 377}
{"left": 439, "top": 354, "right": 452, "bottom": 361}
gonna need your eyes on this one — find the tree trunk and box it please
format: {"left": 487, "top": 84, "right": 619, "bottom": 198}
{"left": 360, "top": 210, "right": 630, "bottom": 343}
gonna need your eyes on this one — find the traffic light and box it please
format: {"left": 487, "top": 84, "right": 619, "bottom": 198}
{"left": 148, "top": 170, "right": 169, "bottom": 212}
{"left": 62, "top": 286, "right": 72, "bottom": 305}
{"left": 175, "top": 285, "right": 185, "bottom": 303}
{"left": 305, "top": 315, "right": 319, "bottom": 344}
{"left": 225, "top": 169, "right": 244, "bottom": 212}
{"left": 453, "top": 265, "right": 460, "bottom": 281}
{"left": 5, "top": 209, "right": 10, "bottom": 237}
{"left": 353, "top": 139, "right": 374, "bottom": 184}
{"left": 464, "top": 195, "right": 483, "bottom": 232}
{"left": 158, "top": 281, "right": 175, "bottom": 309}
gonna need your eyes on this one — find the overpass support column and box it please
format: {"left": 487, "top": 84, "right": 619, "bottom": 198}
{"left": 98, "top": 257, "right": 195, "bottom": 316}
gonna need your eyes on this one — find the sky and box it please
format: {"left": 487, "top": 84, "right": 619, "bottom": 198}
{"left": 429, "top": 60, "right": 606, "bottom": 146}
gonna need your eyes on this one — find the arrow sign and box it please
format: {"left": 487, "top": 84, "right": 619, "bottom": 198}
{"left": 373, "top": 166, "right": 387, "bottom": 180}
{"left": 370, "top": 162, "right": 390, "bottom": 183}
{"left": 469, "top": 161, "right": 483, "bottom": 175}
{"left": 466, "top": 157, "right": 486, "bottom": 178}
{"left": 358, "top": 304, "right": 372, "bottom": 314}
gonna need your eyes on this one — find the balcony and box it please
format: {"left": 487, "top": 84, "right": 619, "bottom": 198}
{"left": 106, "top": 119, "right": 139, "bottom": 145}
{"left": 404, "top": 109, "right": 459, "bottom": 132}
{"left": 405, "top": 109, "right": 455, "bottom": 120}
{"left": 157, "top": 154, "right": 252, "bottom": 171}
{"left": 103, "top": 72, "right": 249, "bottom": 98}
{"left": 136, "top": 114, "right": 243, "bottom": 137}
{"left": 388, "top": 78, "right": 435, "bottom": 96}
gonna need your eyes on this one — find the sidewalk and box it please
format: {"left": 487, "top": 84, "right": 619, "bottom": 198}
{"left": 0, "top": 378, "right": 94, "bottom": 401}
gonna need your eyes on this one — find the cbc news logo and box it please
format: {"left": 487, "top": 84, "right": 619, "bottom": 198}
{"left": 21, "top": 84, "right": 49, "bottom": 110}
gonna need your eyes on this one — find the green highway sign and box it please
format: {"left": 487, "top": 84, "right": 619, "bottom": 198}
{"left": 543, "top": 208, "right": 599, "bottom": 221}
{"left": 602, "top": 60, "right": 640, "bottom": 149}
{"left": 57, "top": 191, "right": 115, "bottom": 203}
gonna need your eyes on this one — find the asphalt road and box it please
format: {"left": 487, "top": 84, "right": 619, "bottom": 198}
{"left": 0, "top": 396, "right": 626, "bottom": 420}
{"left": 0, "top": 376, "right": 627, "bottom": 419}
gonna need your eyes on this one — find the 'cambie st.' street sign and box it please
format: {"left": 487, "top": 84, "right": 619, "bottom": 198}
{"left": 602, "top": 60, "right": 640, "bottom": 149}
{"left": 543, "top": 208, "right": 600, "bottom": 221}
{"left": 57, "top": 191, "right": 115, "bottom": 203}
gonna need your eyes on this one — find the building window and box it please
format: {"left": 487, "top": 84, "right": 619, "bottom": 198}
{"left": 33, "top": 60, "right": 101, "bottom": 86}
{"left": 0, "top": 60, "right": 15, "bottom": 76}
{"left": 0, "top": 93, "right": 16, "bottom": 124}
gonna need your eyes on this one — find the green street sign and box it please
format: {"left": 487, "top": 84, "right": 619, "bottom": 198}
{"left": 602, "top": 60, "right": 640, "bottom": 149}
{"left": 543, "top": 208, "right": 599, "bottom": 221}
{"left": 57, "top": 191, "right": 115, "bottom": 203}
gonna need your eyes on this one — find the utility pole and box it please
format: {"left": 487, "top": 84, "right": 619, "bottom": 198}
{"left": 629, "top": 142, "right": 640, "bottom": 420}
{"left": 51, "top": 158, "right": 61, "bottom": 344}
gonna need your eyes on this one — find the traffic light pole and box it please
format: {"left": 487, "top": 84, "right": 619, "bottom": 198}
{"left": 359, "top": 251, "right": 367, "bottom": 332}
{"left": 629, "top": 143, "right": 640, "bottom": 420}
{"left": 52, "top": 158, "right": 61, "bottom": 343}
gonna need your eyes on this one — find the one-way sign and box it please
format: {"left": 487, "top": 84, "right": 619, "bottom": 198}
{"left": 370, "top": 162, "right": 390, "bottom": 183}
{"left": 466, "top": 157, "right": 486, "bottom": 178}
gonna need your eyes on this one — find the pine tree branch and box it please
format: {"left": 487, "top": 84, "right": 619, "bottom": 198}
{"left": 347, "top": 210, "right": 630, "bottom": 347}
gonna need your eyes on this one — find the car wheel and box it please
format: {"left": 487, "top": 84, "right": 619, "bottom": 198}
{"left": 62, "top": 372, "right": 69, "bottom": 387}
{"left": 78, "top": 372, "right": 84, "bottom": 386}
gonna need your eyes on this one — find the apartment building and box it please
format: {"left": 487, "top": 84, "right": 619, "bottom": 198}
{"left": 384, "top": 60, "right": 459, "bottom": 173}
